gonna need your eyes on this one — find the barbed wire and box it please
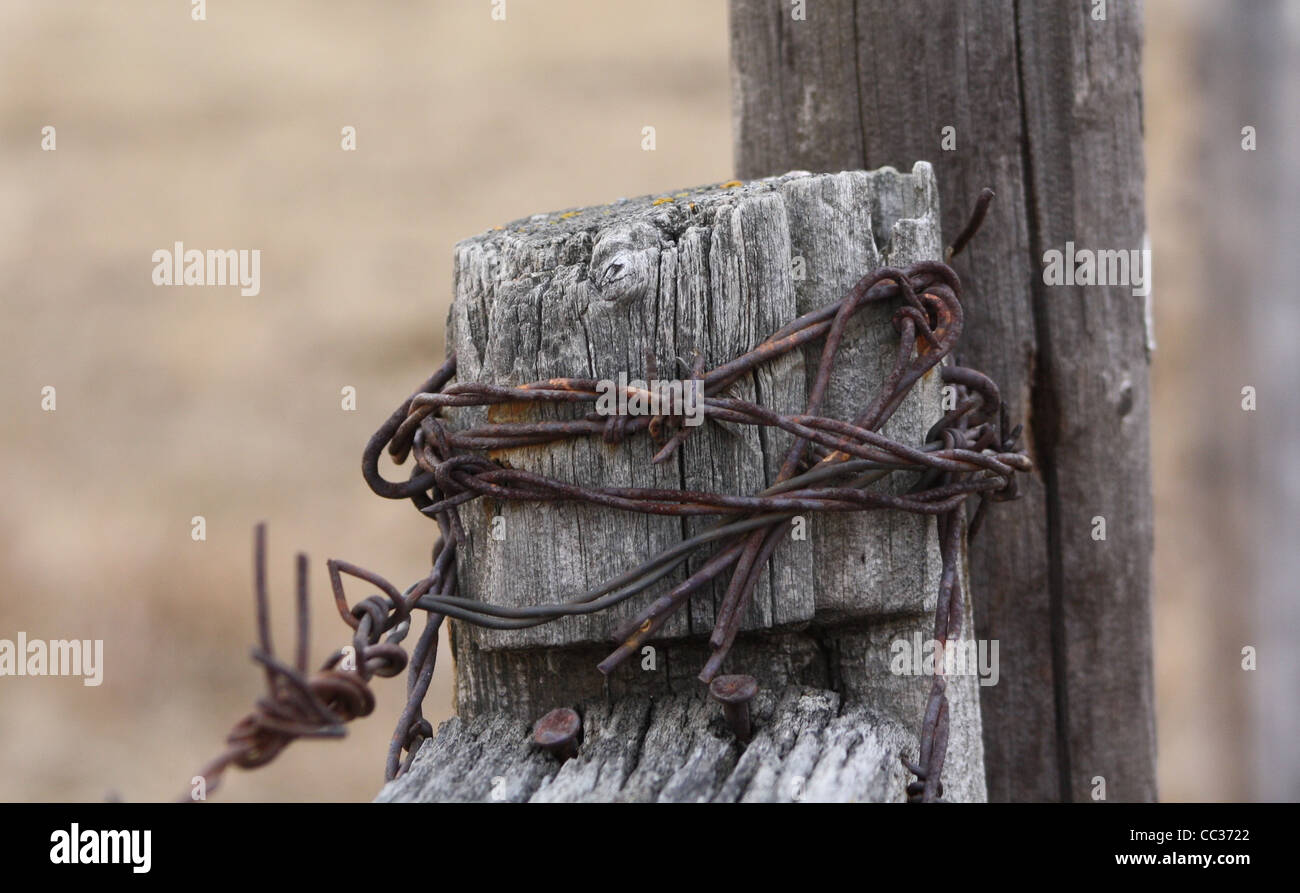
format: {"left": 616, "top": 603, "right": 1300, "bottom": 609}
{"left": 189, "top": 188, "right": 1028, "bottom": 803}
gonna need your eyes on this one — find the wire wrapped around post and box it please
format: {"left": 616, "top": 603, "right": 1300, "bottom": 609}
{"left": 192, "top": 188, "right": 1028, "bottom": 803}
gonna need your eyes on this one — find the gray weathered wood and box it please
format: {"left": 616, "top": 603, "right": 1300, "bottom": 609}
{"left": 731, "top": 0, "right": 1155, "bottom": 801}
{"left": 380, "top": 166, "right": 990, "bottom": 802}
{"left": 447, "top": 176, "right": 812, "bottom": 656}
{"left": 378, "top": 681, "right": 979, "bottom": 803}
{"left": 446, "top": 167, "right": 945, "bottom": 714}
{"left": 383, "top": 614, "right": 987, "bottom": 803}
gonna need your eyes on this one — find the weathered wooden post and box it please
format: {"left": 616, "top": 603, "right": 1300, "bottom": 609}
{"left": 730, "top": 0, "right": 1156, "bottom": 801}
{"left": 377, "top": 164, "right": 991, "bottom": 802}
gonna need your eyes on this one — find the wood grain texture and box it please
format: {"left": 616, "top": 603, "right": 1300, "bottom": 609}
{"left": 730, "top": 0, "right": 1154, "bottom": 801}
{"left": 447, "top": 167, "right": 946, "bottom": 694}
{"left": 377, "top": 688, "right": 923, "bottom": 803}
{"left": 383, "top": 612, "right": 988, "bottom": 803}
{"left": 447, "top": 180, "right": 808, "bottom": 655}
{"left": 381, "top": 167, "right": 993, "bottom": 801}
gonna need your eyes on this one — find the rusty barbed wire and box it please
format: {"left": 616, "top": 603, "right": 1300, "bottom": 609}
{"left": 180, "top": 525, "right": 451, "bottom": 800}
{"left": 190, "top": 189, "right": 1028, "bottom": 803}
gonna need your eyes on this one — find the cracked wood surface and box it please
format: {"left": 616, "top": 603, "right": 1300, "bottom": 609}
{"left": 378, "top": 688, "right": 922, "bottom": 803}
{"left": 380, "top": 667, "right": 984, "bottom": 803}
{"left": 382, "top": 610, "right": 988, "bottom": 801}
{"left": 447, "top": 166, "right": 942, "bottom": 657}
{"left": 445, "top": 166, "right": 954, "bottom": 717}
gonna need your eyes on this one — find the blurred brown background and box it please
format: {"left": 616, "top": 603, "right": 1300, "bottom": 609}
{"left": 0, "top": 0, "right": 1291, "bottom": 801}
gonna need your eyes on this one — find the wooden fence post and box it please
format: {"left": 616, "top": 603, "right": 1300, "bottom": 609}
{"left": 377, "top": 166, "right": 991, "bottom": 803}
{"left": 730, "top": 0, "right": 1155, "bottom": 801}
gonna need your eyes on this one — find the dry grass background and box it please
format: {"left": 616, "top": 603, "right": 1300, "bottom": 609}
{"left": 0, "top": 0, "right": 1250, "bottom": 801}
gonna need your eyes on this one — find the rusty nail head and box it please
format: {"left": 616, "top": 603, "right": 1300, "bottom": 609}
{"left": 533, "top": 707, "right": 581, "bottom": 760}
{"left": 709, "top": 674, "right": 758, "bottom": 743}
